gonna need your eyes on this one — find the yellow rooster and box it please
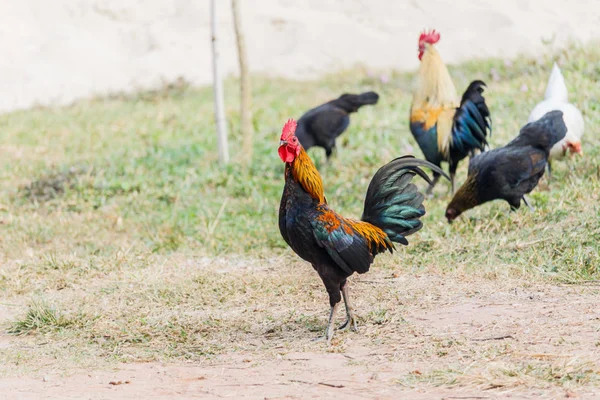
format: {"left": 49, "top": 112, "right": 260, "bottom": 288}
{"left": 410, "top": 29, "right": 492, "bottom": 194}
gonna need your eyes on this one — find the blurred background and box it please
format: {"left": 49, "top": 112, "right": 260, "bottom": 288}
{"left": 1, "top": 0, "right": 599, "bottom": 112}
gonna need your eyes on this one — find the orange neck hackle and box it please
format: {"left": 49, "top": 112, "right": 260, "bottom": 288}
{"left": 288, "top": 148, "right": 325, "bottom": 203}
{"left": 278, "top": 118, "right": 325, "bottom": 203}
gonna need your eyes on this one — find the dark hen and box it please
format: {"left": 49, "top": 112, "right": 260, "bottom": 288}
{"left": 445, "top": 110, "right": 567, "bottom": 221}
{"left": 295, "top": 91, "right": 379, "bottom": 160}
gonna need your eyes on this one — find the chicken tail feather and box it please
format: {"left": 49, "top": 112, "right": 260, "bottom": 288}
{"left": 361, "top": 156, "right": 449, "bottom": 246}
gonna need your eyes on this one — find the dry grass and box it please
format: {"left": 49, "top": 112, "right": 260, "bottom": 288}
{"left": 0, "top": 44, "right": 599, "bottom": 395}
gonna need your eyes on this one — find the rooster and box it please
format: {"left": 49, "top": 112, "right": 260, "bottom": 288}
{"left": 295, "top": 92, "right": 379, "bottom": 160}
{"left": 278, "top": 119, "right": 448, "bottom": 344}
{"left": 445, "top": 111, "right": 567, "bottom": 222}
{"left": 527, "top": 63, "right": 584, "bottom": 177}
{"left": 410, "top": 29, "right": 492, "bottom": 195}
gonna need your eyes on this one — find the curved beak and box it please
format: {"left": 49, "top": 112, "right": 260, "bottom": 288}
{"left": 279, "top": 140, "right": 288, "bottom": 146}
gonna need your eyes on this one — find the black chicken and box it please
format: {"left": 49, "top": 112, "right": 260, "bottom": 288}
{"left": 295, "top": 91, "right": 379, "bottom": 160}
{"left": 445, "top": 110, "right": 567, "bottom": 222}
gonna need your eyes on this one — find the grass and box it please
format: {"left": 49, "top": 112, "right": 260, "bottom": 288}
{"left": 7, "top": 301, "right": 75, "bottom": 335}
{"left": 0, "top": 43, "right": 599, "bottom": 393}
{"left": 1, "top": 45, "right": 597, "bottom": 275}
{"left": 402, "top": 360, "right": 600, "bottom": 390}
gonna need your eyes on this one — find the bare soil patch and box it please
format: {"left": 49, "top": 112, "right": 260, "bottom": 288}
{"left": 1, "top": 273, "right": 598, "bottom": 399}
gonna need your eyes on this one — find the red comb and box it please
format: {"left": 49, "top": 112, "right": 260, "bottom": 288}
{"left": 419, "top": 29, "right": 441, "bottom": 45}
{"left": 281, "top": 118, "right": 297, "bottom": 140}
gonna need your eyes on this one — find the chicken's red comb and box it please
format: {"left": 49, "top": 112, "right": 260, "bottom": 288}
{"left": 281, "top": 118, "right": 297, "bottom": 140}
{"left": 419, "top": 29, "right": 440, "bottom": 45}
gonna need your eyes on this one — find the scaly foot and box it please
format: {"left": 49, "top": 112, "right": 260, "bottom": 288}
{"left": 338, "top": 316, "right": 358, "bottom": 332}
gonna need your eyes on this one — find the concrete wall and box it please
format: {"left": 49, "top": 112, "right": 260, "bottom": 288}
{"left": 0, "top": 0, "right": 598, "bottom": 112}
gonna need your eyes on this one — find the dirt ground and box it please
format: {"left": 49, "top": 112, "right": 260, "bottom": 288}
{"left": 1, "top": 275, "right": 598, "bottom": 400}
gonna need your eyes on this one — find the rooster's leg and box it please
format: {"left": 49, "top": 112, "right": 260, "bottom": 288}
{"left": 425, "top": 172, "right": 441, "bottom": 196}
{"left": 325, "top": 302, "right": 340, "bottom": 345}
{"left": 324, "top": 146, "right": 337, "bottom": 167}
{"left": 339, "top": 282, "right": 358, "bottom": 332}
{"left": 449, "top": 164, "right": 457, "bottom": 196}
{"left": 522, "top": 196, "right": 535, "bottom": 212}
{"left": 316, "top": 272, "right": 343, "bottom": 344}
{"left": 547, "top": 162, "right": 553, "bottom": 181}
{"left": 325, "top": 145, "right": 336, "bottom": 159}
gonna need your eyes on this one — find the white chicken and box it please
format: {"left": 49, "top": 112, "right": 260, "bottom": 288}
{"left": 528, "top": 63, "right": 584, "bottom": 176}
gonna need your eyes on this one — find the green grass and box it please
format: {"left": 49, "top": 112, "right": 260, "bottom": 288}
{"left": 0, "top": 43, "right": 599, "bottom": 382}
{"left": 1, "top": 43, "right": 598, "bottom": 279}
{"left": 7, "top": 300, "right": 87, "bottom": 336}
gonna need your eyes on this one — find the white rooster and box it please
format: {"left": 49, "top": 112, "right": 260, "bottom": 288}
{"left": 528, "top": 63, "right": 584, "bottom": 176}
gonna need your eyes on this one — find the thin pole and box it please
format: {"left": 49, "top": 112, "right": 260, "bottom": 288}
{"left": 232, "top": 0, "right": 253, "bottom": 164}
{"left": 211, "top": 0, "right": 229, "bottom": 164}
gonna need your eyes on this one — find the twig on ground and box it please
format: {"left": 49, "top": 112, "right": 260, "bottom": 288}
{"left": 217, "top": 383, "right": 265, "bottom": 387}
{"left": 470, "top": 335, "right": 514, "bottom": 342}
{"left": 515, "top": 353, "right": 572, "bottom": 358}
{"left": 318, "top": 382, "right": 344, "bottom": 388}
{"left": 290, "top": 379, "right": 344, "bottom": 388}
{"left": 442, "top": 397, "right": 490, "bottom": 400}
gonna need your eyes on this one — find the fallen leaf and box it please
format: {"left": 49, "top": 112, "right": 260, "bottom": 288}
{"left": 109, "top": 380, "right": 131, "bottom": 386}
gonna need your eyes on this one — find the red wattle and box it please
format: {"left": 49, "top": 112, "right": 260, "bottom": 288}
{"left": 279, "top": 146, "right": 295, "bottom": 163}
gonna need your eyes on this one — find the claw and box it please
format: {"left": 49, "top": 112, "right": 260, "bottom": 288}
{"left": 312, "top": 335, "right": 326, "bottom": 343}
{"left": 338, "top": 317, "right": 358, "bottom": 332}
